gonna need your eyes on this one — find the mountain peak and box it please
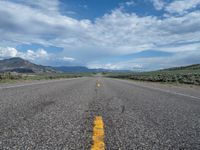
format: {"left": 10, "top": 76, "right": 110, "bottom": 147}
{"left": 0, "top": 57, "right": 56, "bottom": 73}
{"left": 2, "top": 57, "right": 23, "bottom": 62}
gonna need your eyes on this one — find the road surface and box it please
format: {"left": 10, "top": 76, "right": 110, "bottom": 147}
{"left": 0, "top": 77, "right": 200, "bottom": 150}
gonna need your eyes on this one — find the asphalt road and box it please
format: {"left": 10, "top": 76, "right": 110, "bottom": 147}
{"left": 0, "top": 77, "right": 200, "bottom": 150}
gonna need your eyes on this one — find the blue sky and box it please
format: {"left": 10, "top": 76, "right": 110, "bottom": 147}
{"left": 0, "top": 0, "right": 200, "bottom": 70}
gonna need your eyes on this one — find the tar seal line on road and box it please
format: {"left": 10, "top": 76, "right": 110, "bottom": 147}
{"left": 91, "top": 116, "right": 105, "bottom": 150}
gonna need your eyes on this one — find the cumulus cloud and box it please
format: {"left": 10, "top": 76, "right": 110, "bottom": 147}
{"left": 151, "top": 0, "right": 200, "bottom": 14}
{"left": 125, "top": 1, "right": 135, "bottom": 7}
{"left": 166, "top": 0, "right": 200, "bottom": 14}
{"left": 0, "top": 47, "right": 49, "bottom": 60}
{"left": 0, "top": 47, "right": 18, "bottom": 57}
{"left": 87, "top": 62, "right": 142, "bottom": 70}
{"left": 61, "top": 57, "right": 75, "bottom": 62}
{"left": 151, "top": 0, "right": 165, "bottom": 10}
{"left": 1, "top": 0, "right": 200, "bottom": 53}
{"left": 20, "top": 49, "right": 49, "bottom": 60}
{"left": 0, "top": 0, "right": 200, "bottom": 69}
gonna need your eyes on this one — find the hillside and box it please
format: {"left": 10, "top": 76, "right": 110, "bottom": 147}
{"left": 162, "top": 64, "right": 200, "bottom": 73}
{"left": 0, "top": 57, "right": 56, "bottom": 73}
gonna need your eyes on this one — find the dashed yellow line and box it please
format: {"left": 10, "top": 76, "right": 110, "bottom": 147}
{"left": 91, "top": 116, "right": 105, "bottom": 150}
{"left": 96, "top": 81, "right": 101, "bottom": 87}
{"left": 97, "top": 83, "right": 101, "bottom": 87}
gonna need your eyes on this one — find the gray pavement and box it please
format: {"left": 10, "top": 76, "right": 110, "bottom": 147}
{"left": 0, "top": 77, "right": 200, "bottom": 150}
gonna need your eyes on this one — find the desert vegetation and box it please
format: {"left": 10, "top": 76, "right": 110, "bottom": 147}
{"left": 106, "top": 64, "right": 200, "bottom": 85}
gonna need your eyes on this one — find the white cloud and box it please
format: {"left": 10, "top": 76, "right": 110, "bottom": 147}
{"left": 22, "top": 49, "right": 49, "bottom": 60}
{"left": 0, "top": 47, "right": 18, "bottom": 57}
{"left": 0, "top": 47, "right": 49, "bottom": 61}
{"left": 87, "top": 62, "right": 143, "bottom": 70}
{"left": 166, "top": 0, "right": 200, "bottom": 14}
{"left": 157, "top": 42, "right": 200, "bottom": 52}
{"left": 11, "top": 0, "right": 60, "bottom": 13}
{"left": 151, "top": 0, "right": 200, "bottom": 14}
{"left": 89, "top": 49, "right": 200, "bottom": 70}
{"left": 37, "top": 49, "right": 48, "bottom": 57}
{"left": 1, "top": 0, "right": 200, "bottom": 54}
{"left": 128, "top": 50, "right": 200, "bottom": 70}
{"left": 151, "top": 0, "right": 165, "bottom": 10}
{"left": 87, "top": 63, "right": 119, "bottom": 70}
{"left": 88, "top": 9, "right": 200, "bottom": 54}
{"left": 61, "top": 57, "right": 75, "bottom": 62}
{"left": 0, "top": 0, "right": 83, "bottom": 46}
{"left": 0, "top": 0, "right": 200, "bottom": 69}
{"left": 125, "top": 1, "right": 135, "bottom": 7}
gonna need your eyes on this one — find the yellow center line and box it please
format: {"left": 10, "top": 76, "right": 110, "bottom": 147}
{"left": 91, "top": 116, "right": 105, "bottom": 150}
{"left": 97, "top": 83, "right": 101, "bottom": 87}
{"left": 96, "top": 81, "right": 101, "bottom": 87}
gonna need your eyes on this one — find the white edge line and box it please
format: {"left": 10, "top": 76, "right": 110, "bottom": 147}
{"left": 115, "top": 79, "right": 200, "bottom": 100}
{"left": 0, "top": 78, "right": 79, "bottom": 90}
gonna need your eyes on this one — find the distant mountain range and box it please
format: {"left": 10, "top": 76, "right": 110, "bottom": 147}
{"left": 2, "top": 57, "right": 198, "bottom": 74}
{"left": 54, "top": 66, "right": 129, "bottom": 73}
{"left": 54, "top": 66, "right": 91, "bottom": 73}
{"left": 0, "top": 57, "right": 129, "bottom": 73}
